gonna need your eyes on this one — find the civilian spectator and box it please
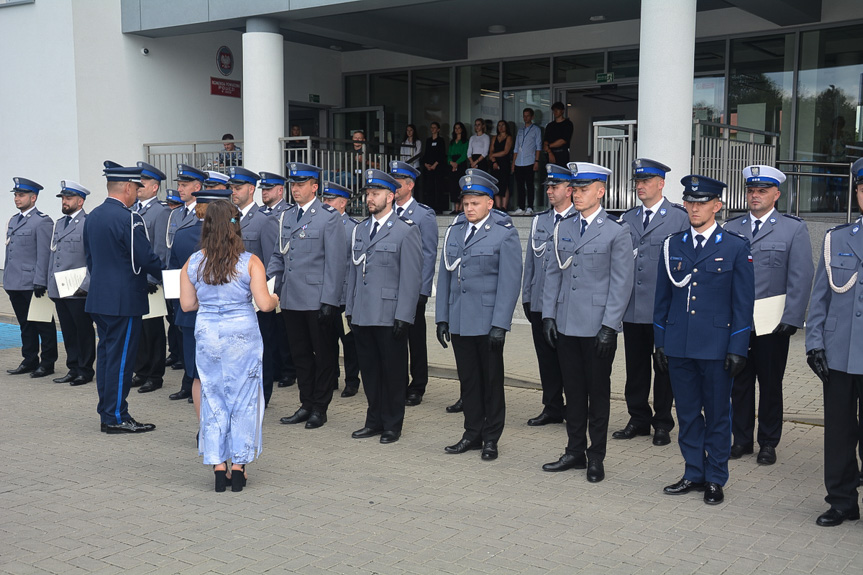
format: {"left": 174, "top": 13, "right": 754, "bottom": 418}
{"left": 511, "top": 108, "right": 542, "bottom": 216}
{"left": 400, "top": 124, "right": 422, "bottom": 168}
{"left": 544, "top": 102, "right": 574, "bottom": 167}
{"left": 489, "top": 120, "right": 514, "bottom": 212}
{"left": 447, "top": 122, "right": 469, "bottom": 215}
{"left": 467, "top": 118, "right": 491, "bottom": 172}
{"left": 421, "top": 122, "right": 447, "bottom": 213}
{"left": 219, "top": 133, "right": 243, "bottom": 167}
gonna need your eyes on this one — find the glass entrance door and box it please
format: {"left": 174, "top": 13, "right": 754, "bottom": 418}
{"left": 329, "top": 106, "right": 385, "bottom": 146}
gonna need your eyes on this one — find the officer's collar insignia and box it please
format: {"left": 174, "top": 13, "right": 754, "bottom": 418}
{"left": 853, "top": 226, "right": 860, "bottom": 235}
{"left": 682, "top": 232, "right": 689, "bottom": 242}
{"left": 715, "top": 233, "right": 722, "bottom": 243}
{"left": 484, "top": 224, "right": 491, "bottom": 230}
{"left": 386, "top": 220, "right": 393, "bottom": 227}
{"left": 310, "top": 208, "right": 315, "bottom": 214}
{"left": 597, "top": 218, "right": 603, "bottom": 224}
{"left": 769, "top": 217, "right": 776, "bottom": 223}
{"left": 742, "top": 218, "right": 748, "bottom": 224}
{"left": 751, "top": 167, "right": 760, "bottom": 177}
{"left": 659, "top": 208, "right": 666, "bottom": 216}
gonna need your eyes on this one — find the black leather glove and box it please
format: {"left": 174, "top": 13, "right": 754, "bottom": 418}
{"left": 33, "top": 285, "right": 47, "bottom": 298}
{"left": 653, "top": 347, "right": 669, "bottom": 374}
{"left": 724, "top": 353, "right": 747, "bottom": 378}
{"left": 345, "top": 315, "right": 352, "bottom": 330}
{"left": 595, "top": 325, "right": 618, "bottom": 358}
{"left": 542, "top": 318, "right": 558, "bottom": 349}
{"left": 318, "top": 303, "right": 338, "bottom": 324}
{"left": 488, "top": 327, "right": 506, "bottom": 352}
{"left": 417, "top": 294, "right": 428, "bottom": 305}
{"left": 392, "top": 319, "right": 410, "bottom": 340}
{"left": 806, "top": 349, "right": 829, "bottom": 385}
{"left": 147, "top": 283, "right": 159, "bottom": 294}
{"left": 72, "top": 288, "right": 88, "bottom": 298}
{"left": 772, "top": 322, "right": 798, "bottom": 337}
{"left": 436, "top": 322, "right": 450, "bottom": 349}
{"left": 522, "top": 302, "right": 531, "bottom": 317}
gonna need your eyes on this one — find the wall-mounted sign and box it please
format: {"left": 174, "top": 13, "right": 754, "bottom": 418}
{"left": 309, "top": 94, "right": 320, "bottom": 103}
{"left": 211, "top": 77, "right": 241, "bottom": 98}
{"left": 216, "top": 46, "right": 234, "bottom": 76}
{"left": 596, "top": 72, "right": 615, "bottom": 84}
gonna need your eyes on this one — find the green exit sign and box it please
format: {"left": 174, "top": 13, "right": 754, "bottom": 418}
{"left": 596, "top": 72, "right": 615, "bottom": 84}
{"left": 309, "top": 93, "right": 320, "bottom": 103}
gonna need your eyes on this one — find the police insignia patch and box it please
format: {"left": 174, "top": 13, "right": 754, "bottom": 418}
{"left": 752, "top": 166, "right": 760, "bottom": 177}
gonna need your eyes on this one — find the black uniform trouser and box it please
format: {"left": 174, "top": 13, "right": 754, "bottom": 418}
{"left": 52, "top": 297, "right": 95, "bottom": 380}
{"left": 529, "top": 311, "right": 565, "bottom": 418}
{"left": 165, "top": 300, "right": 182, "bottom": 360}
{"left": 335, "top": 312, "right": 361, "bottom": 389}
{"left": 731, "top": 332, "right": 789, "bottom": 448}
{"left": 6, "top": 289, "right": 57, "bottom": 368}
{"left": 133, "top": 317, "right": 166, "bottom": 384}
{"left": 92, "top": 314, "right": 142, "bottom": 425}
{"left": 353, "top": 325, "right": 408, "bottom": 432}
{"left": 452, "top": 333, "right": 506, "bottom": 443}
{"left": 557, "top": 335, "right": 614, "bottom": 462}
{"left": 406, "top": 298, "right": 429, "bottom": 396}
{"left": 274, "top": 311, "right": 296, "bottom": 381}
{"left": 514, "top": 165, "right": 536, "bottom": 210}
{"left": 823, "top": 370, "right": 863, "bottom": 512}
{"left": 257, "top": 310, "right": 278, "bottom": 406}
{"left": 283, "top": 309, "right": 337, "bottom": 413}
{"left": 179, "top": 325, "right": 198, "bottom": 391}
{"left": 622, "top": 322, "right": 674, "bottom": 432}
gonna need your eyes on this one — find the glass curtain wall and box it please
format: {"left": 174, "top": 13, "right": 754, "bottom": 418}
{"left": 369, "top": 72, "right": 408, "bottom": 144}
{"left": 412, "top": 68, "right": 452, "bottom": 144}
{"left": 456, "top": 63, "right": 500, "bottom": 136}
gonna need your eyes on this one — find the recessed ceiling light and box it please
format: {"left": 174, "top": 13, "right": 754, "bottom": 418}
{"left": 589, "top": 15, "right": 606, "bottom": 22}
{"left": 488, "top": 24, "right": 506, "bottom": 34}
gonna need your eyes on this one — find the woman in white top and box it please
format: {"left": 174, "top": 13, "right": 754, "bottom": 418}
{"left": 400, "top": 124, "right": 422, "bottom": 168}
{"left": 467, "top": 118, "right": 491, "bottom": 172}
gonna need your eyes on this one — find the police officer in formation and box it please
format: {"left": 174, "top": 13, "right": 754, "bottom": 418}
{"left": 5, "top": 177, "right": 57, "bottom": 378}
{"left": 725, "top": 165, "right": 813, "bottom": 465}
{"left": 436, "top": 173, "right": 522, "bottom": 461}
{"left": 654, "top": 175, "right": 755, "bottom": 505}
{"left": 521, "top": 164, "right": 575, "bottom": 427}
{"left": 346, "top": 169, "right": 423, "bottom": 443}
{"left": 268, "top": 163, "right": 346, "bottom": 430}
{"left": 541, "top": 162, "right": 634, "bottom": 483}
{"left": 614, "top": 159, "right": 689, "bottom": 447}
{"left": 131, "top": 161, "right": 171, "bottom": 393}
{"left": 804, "top": 157, "right": 863, "bottom": 527}
{"left": 390, "top": 160, "right": 439, "bottom": 407}
{"left": 46, "top": 180, "right": 94, "bottom": 386}
{"left": 84, "top": 162, "right": 163, "bottom": 433}
{"left": 163, "top": 188, "right": 187, "bottom": 370}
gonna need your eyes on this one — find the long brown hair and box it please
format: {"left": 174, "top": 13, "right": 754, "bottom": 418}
{"left": 197, "top": 200, "right": 245, "bottom": 285}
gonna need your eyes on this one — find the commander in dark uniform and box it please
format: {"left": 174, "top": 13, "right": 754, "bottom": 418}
{"left": 654, "top": 175, "right": 754, "bottom": 504}
{"left": 84, "top": 163, "right": 163, "bottom": 433}
{"left": 346, "top": 170, "right": 422, "bottom": 443}
{"left": 615, "top": 158, "right": 689, "bottom": 446}
{"left": 725, "top": 165, "right": 813, "bottom": 465}
{"left": 5, "top": 177, "right": 58, "bottom": 378}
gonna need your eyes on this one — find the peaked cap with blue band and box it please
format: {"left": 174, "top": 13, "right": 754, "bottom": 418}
{"left": 228, "top": 166, "right": 260, "bottom": 185}
{"left": 853, "top": 157, "right": 863, "bottom": 185}
{"left": 389, "top": 160, "right": 420, "bottom": 180}
{"left": 545, "top": 164, "right": 575, "bottom": 185}
{"left": 321, "top": 182, "right": 352, "bottom": 199}
{"left": 567, "top": 161, "right": 612, "bottom": 185}
{"left": 165, "top": 190, "right": 183, "bottom": 204}
{"left": 203, "top": 170, "right": 230, "bottom": 187}
{"left": 103, "top": 162, "right": 143, "bottom": 185}
{"left": 137, "top": 161, "right": 166, "bottom": 182}
{"left": 743, "top": 165, "right": 785, "bottom": 187}
{"left": 175, "top": 164, "right": 206, "bottom": 183}
{"left": 58, "top": 180, "right": 90, "bottom": 198}
{"left": 632, "top": 158, "right": 671, "bottom": 180}
{"left": 258, "top": 171, "right": 286, "bottom": 188}
{"left": 464, "top": 167, "right": 498, "bottom": 185}
{"left": 192, "top": 188, "right": 233, "bottom": 203}
{"left": 286, "top": 162, "right": 321, "bottom": 182}
{"left": 361, "top": 169, "right": 399, "bottom": 193}
{"left": 11, "top": 177, "right": 43, "bottom": 194}
{"left": 681, "top": 174, "right": 726, "bottom": 202}
{"left": 459, "top": 174, "right": 498, "bottom": 198}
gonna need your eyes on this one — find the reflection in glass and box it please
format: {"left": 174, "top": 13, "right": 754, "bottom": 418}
{"left": 413, "top": 68, "right": 452, "bottom": 143}
{"left": 503, "top": 89, "right": 551, "bottom": 209}
{"left": 554, "top": 53, "right": 604, "bottom": 84}
{"left": 608, "top": 49, "right": 639, "bottom": 79}
{"left": 370, "top": 72, "right": 408, "bottom": 144}
{"left": 457, "top": 64, "right": 500, "bottom": 135}
{"left": 345, "top": 75, "right": 367, "bottom": 108}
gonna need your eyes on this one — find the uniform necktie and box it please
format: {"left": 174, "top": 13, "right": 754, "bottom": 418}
{"left": 397, "top": 206, "right": 404, "bottom": 217}
{"left": 465, "top": 225, "right": 477, "bottom": 244}
{"left": 643, "top": 209, "right": 652, "bottom": 230}
{"left": 16, "top": 213, "right": 24, "bottom": 225}
{"left": 63, "top": 215, "right": 71, "bottom": 229}
{"left": 134, "top": 201, "right": 142, "bottom": 212}
{"left": 554, "top": 213, "right": 562, "bottom": 225}
{"left": 752, "top": 219, "right": 761, "bottom": 237}
{"left": 580, "top": 218, "right": 588, "bottom": 237}
{"left": 370, "top": 221, "right": 380, "bottom": 241}
{"left": 297, "top": 207, "right": 304, "bottom": 222}
{"left": 694, "top": 234, "right": 705, "bottom": 255}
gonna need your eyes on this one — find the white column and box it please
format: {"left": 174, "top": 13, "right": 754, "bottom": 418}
{"left": 637, "top": 0, "right": 697, "bottom": 203}
{"left": 242, "top": 18, "right": 284, "bottom": 173}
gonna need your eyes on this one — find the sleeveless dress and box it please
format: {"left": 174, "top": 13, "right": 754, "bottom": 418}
{"left": 188, "top": 251, "right": 264, "bottom": 465}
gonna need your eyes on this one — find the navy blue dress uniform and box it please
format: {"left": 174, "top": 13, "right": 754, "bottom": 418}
{"left": 84, "top": 163, "right": 163, "bottom": 433}
{"left": 346, "top": 170, "right": 423, "bottom": 442}
{"left": 166, "top": 164, "right": 205, "bottom": 253}
{"left": 541, "top": 163, "right": 634, "bottom": 482}
{"left": 162, "top": 189, "right": 185, "bottom": 368}
{"left": 267, "top": 162, "right": 347, "bottom": 428}
{"left": 521, "top": 164, "right": 576, "bottom": 425}
{"left": 653, "top": 175, "right": 755, "bottom": 503}
{"left": 804, "top": 157, "right": 863, "bottom": 526}
{"left": 391, "top": 160, "right": 439, "bottom": 405}
{"left": 617, "top": 159, "right": 689, "bottom": 445}
{"left": 724, "top": 165, "right": 814, "bottom": 464}
{"left": 4, "top": 177, "right": 58, "bottom": 377}
{"left": 46, "top": 180, "right": 95, "bottom": 386}
{"left": 435, "top": 174, "right": 523, "bottom": 459}
{"left": 132, "top": 161, "right": 171, "bottom": 393}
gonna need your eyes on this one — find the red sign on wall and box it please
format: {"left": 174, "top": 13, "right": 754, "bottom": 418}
{"left": 211, "top": 77, "right": 241, "bottom": 98}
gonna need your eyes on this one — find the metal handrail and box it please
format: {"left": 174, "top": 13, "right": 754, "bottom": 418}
{"left": 776, "top": 159, "right": 855, "bottom": 223}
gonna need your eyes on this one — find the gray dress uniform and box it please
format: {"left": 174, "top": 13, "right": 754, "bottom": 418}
{"left": 542, "top": 208, "right": 634, "bottom": 467}
{"left": 346, "top": 212, "right": 423, "bottom": 434}
{"left": 137, "top": 198, "right": 171, "bottom": 267}
{"left": 239, "top": 203, "right": 268, "bottom": 260}
{"left": 619, "top": 199, "right": 689, "bottom": 436}
{"left": 724, "top": 209, "right": 813, "bottom": 454}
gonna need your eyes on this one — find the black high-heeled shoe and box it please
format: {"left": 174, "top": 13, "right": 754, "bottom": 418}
{"left": 231, "top": 465, "right": 246, "bottom": 492}
{"left": 214, "top": 464, "right": 228, "bottom": 492}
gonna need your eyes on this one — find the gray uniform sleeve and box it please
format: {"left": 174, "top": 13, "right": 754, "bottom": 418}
{"left": 418, "top": 207, "right": 439, "bottom": 297}
{"left": 492, "top": 226, "right": 523, "bottom": 331}
{"left": 321, "top": 212, "right": 347, "bottom": 307}
{"left": 602, "top": 222, "right": 635, "bottom": 331}
{"left": 396, "top": 225, "right": 423, "bottom": 324}
{"left": 34, "top": 215, "right": 53, "bottom": 286}
{"left": 782, "top": 220, "right": 814, "bottom": 327}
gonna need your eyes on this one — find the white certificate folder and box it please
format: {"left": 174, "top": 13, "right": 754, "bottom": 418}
{"left": 54, "top": 267, "right": 87, "bottom": 298}
{"left": 753, "top": 294, "right": 786, "bottom": 336}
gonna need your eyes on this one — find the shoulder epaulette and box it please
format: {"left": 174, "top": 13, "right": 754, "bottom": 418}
{"left": 723, "top": 229, "right": 748, "bottom": 241}
{"left": 828, "top": 222, "right": 853, "bottom": 232}
{"left": 535, "top": 208, "right": 551, "bottom": 216}
{"left": 782, "top": 213, "right": 803, "bottom": 222}
{"left": 623, "top": 205, "right": 640, "bottom": 215}
{"left": 562, "top": 211, "right": 578, "bottom": 220}
{"left": 321, "top": 204, "right": 335, "bottom": 213}
{"left": 671, "top": 203, "right": 687, "bottom": 212}
{"left": 416, "top": 202, "right": 433, "bottom": 211}
{"left": 400, "top": 217, "right": 415, "bottom": 226}
{"left": 725, "top": 214, "right": 746, "bottom": 223}
{"left": 492, "top": 208, "right": 508, "bottom": 216}
{"left": 497, "top": 220, "right": 514, "bottom": 228}
{"left": 159, "top": 201, "right": 169, "bottom": 207}
{"left": 603, "top": 213, "right": 621, "bottom": 223}
{"left": 37, "top": 211, "right": 48, "bottom": 217}
{"left": 349, "top": 217, "right": 360, "bottom": 225}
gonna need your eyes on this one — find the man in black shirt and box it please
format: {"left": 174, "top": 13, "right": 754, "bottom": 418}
{"left": 544, "top": 102, "right": 574, "bottom": 167}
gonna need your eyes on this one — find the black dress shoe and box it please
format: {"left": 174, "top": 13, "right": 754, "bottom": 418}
{"left": 542, "top": 453, "right": 586, "bottom": 472}
{"left": 611, "top": 423, "right": 651, "bottom": 440}
{"left": 481, "top": 441, "right": 498, "bottom": 460}
{"left": 663, "top": 478, "right": 705, "bottom": 495}
{"left": 586, "top": 460, "right": 605, "bottom": 483}
{"left": 70, "top": 376, "right": 91, "bottom": 386}
{"left": 280, "top": 407, "right": 311, "bottom": 424}
{"left": 527, "top": 412, "right": 564, "bottom": 426}
{"left": 816, "top": 507, "right": 860, "bottom": 527}
{"left": 305, "top": 411, "right": 327, "bottom": 429}
{"left": 187, "top": 397, "right": 194, "bottom": 404}
{"left": 278, "top": 377, "right": 296, "bottom": 388}
{"left": 100, "top": 423, "right": 107, "bottom": 432}
{"left": 130, "top": 375, "right": 146, "bottom": 388}
{"left": 7, "top": 363, "right": 37, "bottom": 375}
{"left": 30, "top": 366, "right": 54, "bottom": 378}
{"left": 171, "top": 361, "right": 184, "bottom": 371}
{"left": 653, "top": 429, "right": 671, "bottom": 446}
{"left": 105, "top": 418, "right": 156, "bottom": 434}
{"left": 729, "top": 444, "right": 753, "bottom": 459}
{"left": 352, "top": 427, "right": 382, "bottom": 439}
{"left": 444, "top": 438, "right": 482, "bottom": 454}
{"left": 756, "top": 445, "right": 776, "bottom": 465}
{"left": 138, "top": 380, "right": 162, "bottom": 393}
{"left": 405, "top": 393, "right": 422, "bottom": 406}
{"left": 703, "top": 482, "right": 724, "bottom": 505}
{"left": 380, "top": 431, "right": 400, "bottom": 444}
{"left": 341, "top": 386, "right": 358, "bottom": 398}
{"left": 52, "top": 373, "right": 76, "bottom": 384}
{"left": 445, "top": 398, "right": 463, "bottom": 413}
{"left": 169, "top": 389, "right": 192, "bottom": 400}
{"left": 859, "top": 472, "right": 863, "bottom": 487}
{"left": 165, "top": 355, "right": 177, "bottom": 367}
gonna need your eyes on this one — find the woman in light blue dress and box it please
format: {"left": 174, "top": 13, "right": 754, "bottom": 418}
{"left": 179, "top": 201, "right": 279, "bottom": 492}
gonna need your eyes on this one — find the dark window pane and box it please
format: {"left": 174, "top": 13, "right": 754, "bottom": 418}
{"left": 554, "top": 53, "right": 604, "bottom": 84}
{"left": 413, "top": 68, "right": 452, "bottom": 142}
{"left": 608, "top": 49, "right": 639, "bottom": 79}
{"left": 503, "top": 58, "right": 550, "bottom": 87}
{"left": 695, "top": 40, "right": 726, "bottom": 74}
{"left": 345, "top": 75, "right": 367, "bottom": 107}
